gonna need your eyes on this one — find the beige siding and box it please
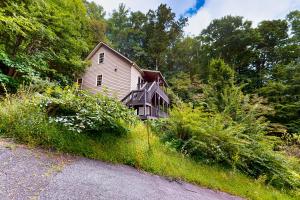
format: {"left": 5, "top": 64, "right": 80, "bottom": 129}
{"left": 130, "top": 66, "right": 142, "bottom": 90}
{"left": 80, "top": 45, "right": 132, "bottom": 100}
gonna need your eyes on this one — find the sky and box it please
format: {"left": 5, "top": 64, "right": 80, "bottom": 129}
{"left": 91, "top": 0, "right": 300, "bottom": 35}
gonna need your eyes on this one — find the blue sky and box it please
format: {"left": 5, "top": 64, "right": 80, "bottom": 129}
{"left": 91, "top": 0, "right": 300, "bottom": 35}
{"left": 184, "top": 0, "right": 205, "bottom": 16}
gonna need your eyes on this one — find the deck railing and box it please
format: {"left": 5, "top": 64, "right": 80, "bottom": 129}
{"left": 122, "top": 81, "right": 169, "bottom": 119}
{"left": 151, "top": 106, "right": 168, "bottom": 118}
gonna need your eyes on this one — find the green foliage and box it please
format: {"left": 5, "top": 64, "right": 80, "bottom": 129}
{"left": 287, "top": 10, "right": 300, "bottom": 41}
{"left": 0, "top": 85, "right": 137, "bottom": 141}
{"left": 106, "top": 3, "right": 187, "bottom": 72}
{"left": 208, "top": 59, "right": 235, "bottom": 91}
{"left": 168, "top": 72, "right": 204, "bottom": 105}
{"left": 260, "top": 63, "right": 300, "bottom": 133}
{"left": 153, "top": 104, "right": 300, "bottom": 190}
{"left": 0, "top": 89, "right": 63, "bottom": 146}
{"left": 0, "top": 92, "right": 299, "bottom": 199}
{"left": 153, "top": 59, "right": 299, "bottom": 190}
{"left": 167, "top": 37, "right": 201, "bottom": 75}
{"left": 204, "top": 59, "right": 273, "bottom": 123}
{"left": 84, "top": 0, "right": 106, "bottom": 20}
{"left": 144, "top": 4, "right": 187, "bottom": 71}
{"left": 84, "top": 0, "right": 107, "bottom": 48}
{"left": 41, "top": 85, "right": 137, "bottom": 135}
{"left": 0, "top": 0, "right": 92, "bottom": 91}
{"left": 200, "top": 15, "right": 257, "bottom": 81}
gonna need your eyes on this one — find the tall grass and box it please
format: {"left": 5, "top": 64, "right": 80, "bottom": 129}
{"left": 0, "top": 91, "right": 299, "bottom": 200}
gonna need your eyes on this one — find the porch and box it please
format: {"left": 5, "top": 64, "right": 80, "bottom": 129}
{"left": 122, "top": 81, "right": 169, "bottom": 120}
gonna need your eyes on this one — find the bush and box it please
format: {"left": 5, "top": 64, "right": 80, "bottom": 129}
{"left": 0, "top": 90, "right": 61, "bottom": 146}
{"left": 0, "top": 86, "right": 299, "bottom": 199}
{"left": 0, "top": 85, "right": 137, "bottom": 141}
{"left": 41, "top": 85, "right": 137, "bottom": 136}
{"left": 152, "top": 104, "right": 300, "bottom": 190}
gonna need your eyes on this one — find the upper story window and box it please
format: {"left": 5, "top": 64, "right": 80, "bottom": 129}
{"left": 77, "top": 78, "right": 83, "bottom": 89}
{"left": 98, "top": 53, "right": 104, "bottom": 64}
{"left": 97, "top": 75, "right": 102, "bottom": 86}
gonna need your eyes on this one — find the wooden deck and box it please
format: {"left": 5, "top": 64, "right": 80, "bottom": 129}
{"left": 122, "top": 81, "right": 169, "bottom": 119}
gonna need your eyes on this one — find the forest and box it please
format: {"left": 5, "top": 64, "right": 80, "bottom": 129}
{"left": 0, "top": 0, "right": 300, "bottom": 199}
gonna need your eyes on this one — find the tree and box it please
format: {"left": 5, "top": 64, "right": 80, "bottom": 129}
{"left": 84, "top": 0, "right": 107, "bottom": 49}
{"left": 84, "top": 0, "right": 106, "bottom": 20}
{"left": 253, "top": 20, "right": 289, "bottom": 88}
{"left": 204, "top": 59, "right": 236, "bottom": 113}
{"left": 144, "top": 4, "right": 187, "bottom": 72}
{"left": 167, "top": 37, "right": 201, "bottom": 76}
{"left": 204, "top": 59, "right": 272, "bottom": 131}
{"left": 106, "top": 3, "right": 187, "bottom": 73}
{"left": 200, "top": 16, "right": 258, "bottom": 84}
{"left": 287, "top": 10, "right": 300, "bottom": 42}
{"left": 0, "top": 0, "right": 91, "bottom": 92}
{"left": 126, "top": 11, "right": 148, "bottom": 65}
{"left": 168, "top": 72, "right": 203, "bottom": 105}
{"left": 107, "top": 4, "right": 131, "bottom": 53}
{"left": 259, "top": 63, "right": 300, "bottom": 133}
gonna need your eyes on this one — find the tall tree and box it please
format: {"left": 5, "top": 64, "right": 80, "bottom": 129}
{"left": 144, "top": 4, "right": 187, "bottom": 72}
{"left": 84, "top": 0, "right": 107, "bottom": 49}
{"left": 200, "top": 16, "right": 258, "bottom": 83}
{"left": 106, "top": 3, "right": 187, "bottom": 72}
{"left": 253, "top": 19, "right": 289, "bottom": 88}
{"left": 259, "top": 63, "right": 300, "bottom": 133}
{"left": 0, "top": 0, "right": 90, "bottom": 88}
{"left": 107, "top": 4, "right": 131, "bottom": 54}
{"left": 126, "top": 11, "right": 148, "bottom": 65}
{"left": 168, "top": 37, "right": 201, "bottom": 76}
{"left": 287, "top": 10, "right": 300, "bottom": 42}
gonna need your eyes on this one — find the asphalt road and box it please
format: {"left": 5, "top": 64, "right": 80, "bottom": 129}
{"left": 0, "top": 140, "right": 243, "bottom": 200}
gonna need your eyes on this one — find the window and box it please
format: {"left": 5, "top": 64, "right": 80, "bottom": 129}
{"left": 97, "top": 75, "right": 102, "bottom": 86}
{"left": 77, "top": 78, "right": 83, "bottom": 88}
{"left": 137, "top": 77, "right": 144, "bottom": 89}
{"left": 137, "top": 77, "right": 141, "bottom": 89}
{"left": 98, "top": 53, "right": 104, "bottom": 63}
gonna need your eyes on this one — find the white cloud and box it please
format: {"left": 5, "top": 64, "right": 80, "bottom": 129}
{"left": 90, "top": 0, "right": 196, "bottom": 17}
{"left": 89, "top": 0, "right": 300, "bottom": 35}
{"left": 185, "top": 0, "right": 300, "bottom": 36}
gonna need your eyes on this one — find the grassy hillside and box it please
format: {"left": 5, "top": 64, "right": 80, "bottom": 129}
{"left": 0, "top": 88, "right": 298, "bottom": 200}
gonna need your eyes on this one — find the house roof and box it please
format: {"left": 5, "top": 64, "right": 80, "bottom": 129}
{"left": 85, "top": 42, "right": 143, "bottom": 74}
{"left": 141, "top": 69, "right": 169, "bottom": 87}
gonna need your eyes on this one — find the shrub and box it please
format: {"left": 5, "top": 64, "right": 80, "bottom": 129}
{"left": 0, "top": 85, "right": 137, "bottom": 141}
{"left": 40, "top": 85, "right": 137, "bottom": 136}
{"left": 0, "top": 90, "right": 61, "bottom": 146}
{"left": 152, "top": 104, "right": 300, "bottom": 190}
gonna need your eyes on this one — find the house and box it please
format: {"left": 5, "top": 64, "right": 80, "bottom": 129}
{"left": 77, "top": 42, "right": 170, "bottom": 119}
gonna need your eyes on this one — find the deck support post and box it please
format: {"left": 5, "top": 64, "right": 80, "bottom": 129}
{"left": 144, "top": 89, "right": 147, "bottom": 118}
{"left": 158, "top": 96, "right": 160, "bottom": 117}
{"left": 154, "top": 93, "right": 157, "bottom": 116}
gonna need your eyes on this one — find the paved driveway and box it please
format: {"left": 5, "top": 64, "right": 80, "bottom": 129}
{"left": 0, "top": 140, "right": 243, "bottom": 200}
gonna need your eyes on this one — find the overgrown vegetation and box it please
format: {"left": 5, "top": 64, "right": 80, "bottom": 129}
{"left": 0, "top": 89, "right": 299, "bottom": 200}
{"left": 152, "top": 60, "right": 300, "bottom": 190}
{"left": 1, "top": 0, "right": 300, "bottom": 199}
{"left": 152, "top": 105, "right": 300, "bottom": 189}
{"left": 0, "top": 85, "right": 136, "bottom": 141}
{"left": 42, "top": 86, "right": 137, "bottom": 135}
{"left": 1, "top": 0, "right": 299, "bottom": 134}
